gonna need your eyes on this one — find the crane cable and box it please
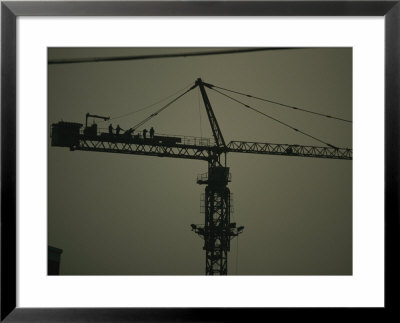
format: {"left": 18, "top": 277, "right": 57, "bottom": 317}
{"left": 209, "top": 87, "right": 338, "bottom": 148}
{"left": 205, "top": 83, "right": 352, "bottom": 123}
{"left": 98, "top": 82, "right": 194, "bottom": 124}
{"left": 131, "top": 83, "right": 197, "bottom": 130}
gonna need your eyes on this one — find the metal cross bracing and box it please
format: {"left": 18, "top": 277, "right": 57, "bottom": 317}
{"left": 64, "top": 134, "right": 353, "bottom": 162}
{"left": 193, "top": 167, "right": 240, "bottom": 275}
{"left": 227, "top": 141, "right": 352, "bottom": 160}
{"left": 73, "top": 136, "right": 213, "bottom": 162}
{"left": 50, "top": 76, "right": 352, "bottom": 275}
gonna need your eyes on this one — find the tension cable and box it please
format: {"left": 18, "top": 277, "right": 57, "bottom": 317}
{"left": 209, "top": 87, "right": 338, "bottom": 148}
{"left": 205, "top": 82, "right": 352, "bottom": 123}
{"left": 131, "top": 83, "right": 197, "bottom": 130}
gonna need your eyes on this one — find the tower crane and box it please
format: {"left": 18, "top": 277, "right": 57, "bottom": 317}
{"left": 50, "top": 77, "right": 352, "bottom": 275}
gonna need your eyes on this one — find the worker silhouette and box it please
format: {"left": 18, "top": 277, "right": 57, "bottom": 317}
{"left": 108, "top": 124, "right": 113, "bottom": 135}
{"left": 150, "top": 127, "right": 155, "bottom": 139}
{"left": 143, "top": 128, "right": 148, "bottom": 139}
{"left": 116, "top": 125, "right": 122, "bottom": 135}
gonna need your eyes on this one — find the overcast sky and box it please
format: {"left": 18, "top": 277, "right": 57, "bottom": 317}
{"left": 48, "top": 47, "right": 352, "bottom": 275}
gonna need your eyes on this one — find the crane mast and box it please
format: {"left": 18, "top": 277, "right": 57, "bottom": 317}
{"left": 192, "top": 79, "right": 242, "bottom": 275}
{"left": 50, "top": 78, "right": 352, "bottom": 275}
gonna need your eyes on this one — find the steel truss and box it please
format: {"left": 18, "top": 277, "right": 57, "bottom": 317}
{"left": 72, "top": 138, "right": 212, "bottom": 161}
{"left": 203, "top": 185, "right": 231, "bottom": 275}
{"left": 192, "top": 165, "right": 243, "bottom": 275}
{"left": 227, "top": 141, "right": 352, "bottom": 160}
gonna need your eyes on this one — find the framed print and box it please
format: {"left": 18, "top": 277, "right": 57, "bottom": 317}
{"left": 1, "top": 1, "right": 399, "bottom": 321}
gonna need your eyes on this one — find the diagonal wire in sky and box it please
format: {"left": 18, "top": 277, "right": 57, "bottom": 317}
{"left": 48, "top": 48, "right": 304, "bottom": 65}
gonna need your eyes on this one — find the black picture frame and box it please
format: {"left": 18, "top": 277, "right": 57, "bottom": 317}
{"left": 1, "top": 1, "right": 399, "bottom": 321}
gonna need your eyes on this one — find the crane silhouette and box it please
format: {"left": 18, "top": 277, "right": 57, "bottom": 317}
{"left": 50, "top": 51, "right": 352, "bottom": 275}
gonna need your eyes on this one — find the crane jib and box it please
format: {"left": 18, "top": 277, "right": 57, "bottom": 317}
{"left": 50, "top": 121, "right": 352, "bottom": 161}
{"left": 227, "top": 141, "right": 352, "bottom": 160}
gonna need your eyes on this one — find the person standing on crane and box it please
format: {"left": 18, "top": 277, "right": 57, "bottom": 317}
{"left": 150, "top": 127, "right": 155, "bottom": 139}
{"left": 143, "top": 128, "right": 148, "bottom": 139}
{"left": 116, "top": 124, "right": 123, "bottom": 135}
{"left": 108, "top": 124, "right": 113, "bottom": 135}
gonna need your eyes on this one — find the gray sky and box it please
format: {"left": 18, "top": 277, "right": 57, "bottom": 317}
{"left": 48, "top": 48, "right": 352, "bottom": 275}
